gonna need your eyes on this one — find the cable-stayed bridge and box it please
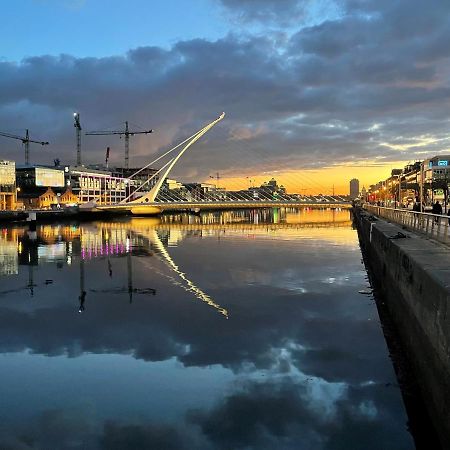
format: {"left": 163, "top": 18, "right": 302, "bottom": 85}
{"left": 87, "top": 112, "right": 351, "bottom": 215}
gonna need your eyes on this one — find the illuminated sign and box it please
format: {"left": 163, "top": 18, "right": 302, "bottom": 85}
{"left": 438, "top": 160, "right": 448, "bottom": 166}
{"left": 35, "top": 167, "right": 64, "bottom": 187}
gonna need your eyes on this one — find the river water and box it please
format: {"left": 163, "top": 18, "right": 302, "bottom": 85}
{"left": 0, "top": 208, "right": 414, "bottom": 449}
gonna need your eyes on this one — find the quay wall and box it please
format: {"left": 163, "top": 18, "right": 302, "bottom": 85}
{"left": 355, "top": 208, "right": 450, "bottom": 447}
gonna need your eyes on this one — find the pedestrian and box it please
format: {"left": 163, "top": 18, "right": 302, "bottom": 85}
{"left": 432, "top": 200, "right": 442, "bottom": 223}
{"left": 447, "top": 208, "right": 450, "bottom": 226}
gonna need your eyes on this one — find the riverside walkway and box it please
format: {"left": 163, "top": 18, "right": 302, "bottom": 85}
{"left": 364, "top": 204, "right": 450, "bottom": 246}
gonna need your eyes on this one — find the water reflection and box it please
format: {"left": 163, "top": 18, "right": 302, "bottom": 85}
{"left": 0, "top": 208, "right": 414, "bottom": 449}
{"left": 0, "top": 209, "right": 352, "bottom": 314}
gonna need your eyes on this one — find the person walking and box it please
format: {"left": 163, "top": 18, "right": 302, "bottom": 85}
{"left": 432, "top": 200, "right": 443, "bottom": 223}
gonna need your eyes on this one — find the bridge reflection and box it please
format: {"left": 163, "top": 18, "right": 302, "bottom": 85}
{"left": 1, "top": 209, "right": 352, "bottom": 264}
{"left": 0, "top": 208, "right": 352, "bottom": 315}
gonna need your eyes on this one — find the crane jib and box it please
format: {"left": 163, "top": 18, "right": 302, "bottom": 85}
{"left": 0, "top": 130, "right": 49, "bottom": 164}
{"left": 85, "top": 123, "right": 153, "bottom": 169}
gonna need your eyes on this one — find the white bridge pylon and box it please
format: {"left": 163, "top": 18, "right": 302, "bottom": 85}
{"left": 125, "top": 112, "right": 225, "bottom": 205}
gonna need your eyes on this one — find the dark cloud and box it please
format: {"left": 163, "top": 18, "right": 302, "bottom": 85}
{"left": 190, "top": 378, "right": 411, "bottom": 450}
{"left": 0, "top": 408, "right": 197, "bottom": 450}
{"left": 99, "top": 421, "right": 187, "bottom": 450}
{"left": 0, "top": 407, "right": 98, "bottom": 450}
{"left": 0, "top": 380, "right": 411, "bottom": 450}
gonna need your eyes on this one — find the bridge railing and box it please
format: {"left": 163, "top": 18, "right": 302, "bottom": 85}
{"left": 364, "top": 204, "right": 450, "bottom": 245}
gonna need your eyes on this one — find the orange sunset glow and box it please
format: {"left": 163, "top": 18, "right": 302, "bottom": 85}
{"left": 205, "top": 161, "right": 409, "bottom": 195}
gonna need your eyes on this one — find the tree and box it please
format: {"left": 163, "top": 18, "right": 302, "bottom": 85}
{"left": 431, "top": 177, "right": 449, "bottom": 213}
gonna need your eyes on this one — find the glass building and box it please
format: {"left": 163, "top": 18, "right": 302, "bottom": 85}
{"left": 0, "top": 160, "right": 16, "bottom": 210}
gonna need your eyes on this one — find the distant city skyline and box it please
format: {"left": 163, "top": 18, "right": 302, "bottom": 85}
{"left": 1, "top": 0, "right": 449, "bottom": 193}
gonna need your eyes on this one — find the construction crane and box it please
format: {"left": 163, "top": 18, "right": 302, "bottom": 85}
{"left": 0, "top": 130, "right": 49, "bottom": 165}
{"left": 85, "top": 121, "right": 153, "bottom": 169}
{"left": 74, "top": 112, "right": 82, "bottom": 165}
{"left": 209, "top": 172, "right": 221, "bottom": 188}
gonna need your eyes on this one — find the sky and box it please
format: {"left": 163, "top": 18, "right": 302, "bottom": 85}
{"left": 1, "top": 0, "right": 450, "bottom": 194}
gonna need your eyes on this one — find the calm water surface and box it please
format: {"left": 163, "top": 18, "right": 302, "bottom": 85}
{"left": 0, "top": 209, "right": 414, "bottom": 449}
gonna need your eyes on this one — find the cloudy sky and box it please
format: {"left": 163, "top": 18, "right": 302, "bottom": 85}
{"left": 1, "top": 0, "right": 450, "bottom": 193}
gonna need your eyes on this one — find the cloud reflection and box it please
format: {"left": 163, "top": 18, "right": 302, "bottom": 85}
{"left": 0, "top": 210, "right": 413, "bottom": 448}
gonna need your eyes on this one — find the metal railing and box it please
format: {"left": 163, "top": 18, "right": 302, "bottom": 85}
{"left": 364, "top": 204, "right": 450, "bottom": 245}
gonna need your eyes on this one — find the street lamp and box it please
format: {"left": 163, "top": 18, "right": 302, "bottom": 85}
{"left": 419, "top": 162, "right": 424, "bottom": 213}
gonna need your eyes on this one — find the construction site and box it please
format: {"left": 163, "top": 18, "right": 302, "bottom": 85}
{"left": 0, "top": 113, "right": 158, "bottom": 212}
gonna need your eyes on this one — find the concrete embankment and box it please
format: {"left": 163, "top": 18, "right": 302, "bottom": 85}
{"left": 0, "top": 209, "right": 77, "bottom": 223}
{"left": 354, "top": 207, "right": 450, "bottom": 448}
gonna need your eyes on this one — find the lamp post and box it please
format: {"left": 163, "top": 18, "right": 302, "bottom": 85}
{"left": 419, "top": 162, "right": 424, "bottom": 213}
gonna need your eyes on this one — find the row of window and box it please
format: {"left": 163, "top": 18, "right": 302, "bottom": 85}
{"left": 78, "top": 176, "right": 127, "bottom": 191}
{"left": 431, "top": 169, "right": 450, "bottom": 175}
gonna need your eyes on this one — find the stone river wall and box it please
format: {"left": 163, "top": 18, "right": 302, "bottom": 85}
{"left": 354, "top": 207, "right": 450, "bottom": 448}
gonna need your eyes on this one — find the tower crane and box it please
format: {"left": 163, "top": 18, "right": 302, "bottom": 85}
{"left": 74, "top": 112, "right": 82, "bottom": 165}
{"left": 209, "top": 172, "right": 221, "bottom": 188}
{"left": 85, "top": 121, "right": 153, "bottom": 169}
{"left": 0, "top": 130, "right": 49, "bottom": 165}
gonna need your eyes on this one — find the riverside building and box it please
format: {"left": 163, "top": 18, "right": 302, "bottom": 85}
{"left": 423, "top": 155, "right": 450, "bottom": 205}
{"left": 65, "top": 166, "right": 129, "bottom": 205}
{"left": 15, "top": 165, "right": 65, "bottom": 209}
{"left": 0, "top": 160, "right": 16, "bottom": 210}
